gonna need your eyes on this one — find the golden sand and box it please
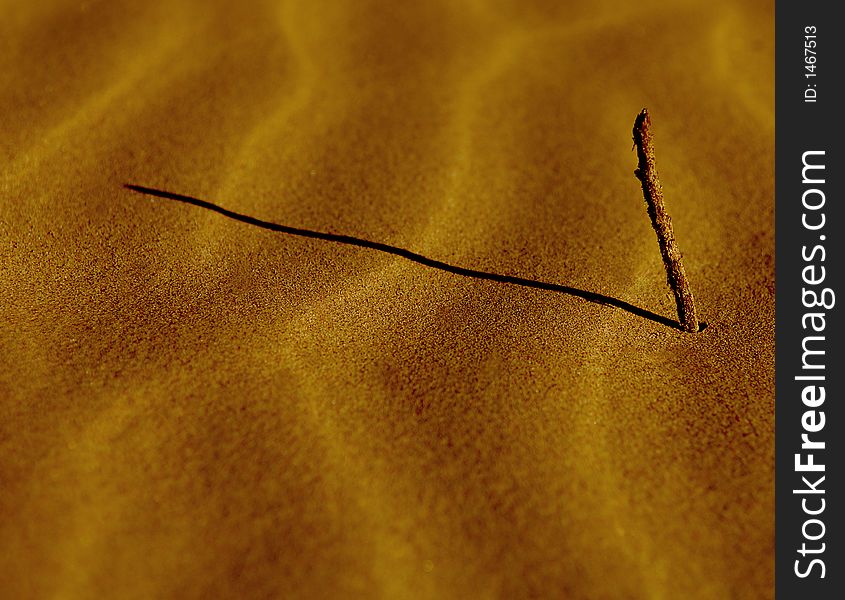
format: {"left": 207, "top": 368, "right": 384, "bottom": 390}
{"left": 1, "top": 0, "right": 773, "bottom": 598}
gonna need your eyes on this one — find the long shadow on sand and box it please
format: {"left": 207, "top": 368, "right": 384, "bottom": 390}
{"left": 125, "top": 183, "right": 683, "bottom": 330}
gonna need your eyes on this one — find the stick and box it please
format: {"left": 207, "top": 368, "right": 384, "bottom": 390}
{"left": 632, "top": 108, "right": 699, "bottom": 332}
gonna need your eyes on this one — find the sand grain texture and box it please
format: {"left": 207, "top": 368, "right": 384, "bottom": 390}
{"left": 1, "top": 1, "right": 774, "bottom": 598}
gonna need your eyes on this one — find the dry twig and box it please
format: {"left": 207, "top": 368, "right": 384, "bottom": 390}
{"left": 633, "top": 109, "right": 699, "bottom": 332}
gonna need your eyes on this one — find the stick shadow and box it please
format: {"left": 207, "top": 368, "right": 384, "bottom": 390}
{"left": 125, "top": 183, "right": 684, "bottom": 330}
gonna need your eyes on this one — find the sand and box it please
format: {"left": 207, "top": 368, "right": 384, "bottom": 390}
{"left": 0, "top": 0, "right": 774, "bottom": 598}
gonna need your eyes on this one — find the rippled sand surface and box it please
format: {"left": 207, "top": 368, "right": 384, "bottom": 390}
{"left": 1, "top": 1, "right": 773, "bottom": 598}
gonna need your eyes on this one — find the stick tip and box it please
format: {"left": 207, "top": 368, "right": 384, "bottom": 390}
{"left": 634, "top": 108, "right": 650, "bottom": 131}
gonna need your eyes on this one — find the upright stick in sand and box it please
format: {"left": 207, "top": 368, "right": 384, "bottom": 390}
{"left": 632, "top": 109, "right": 699, "bottom": 332}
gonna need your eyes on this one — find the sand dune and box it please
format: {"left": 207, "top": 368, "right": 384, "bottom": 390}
{"left": 1, "top": 0, "right": 773, "bottom": 598}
